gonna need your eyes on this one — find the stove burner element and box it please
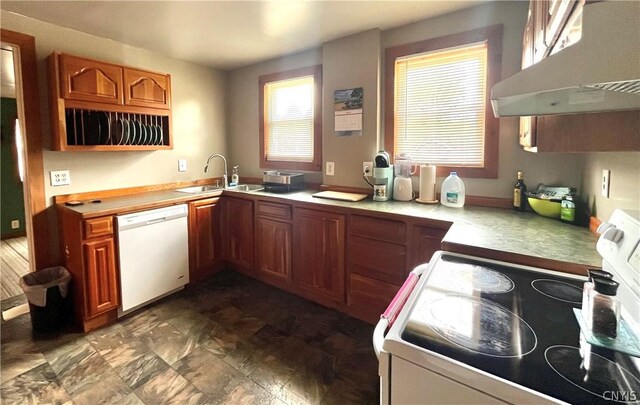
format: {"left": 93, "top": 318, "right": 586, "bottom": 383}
{"left": 430, "top": 262, "right": 514, "bottom": 294}
{"left": 426, "top": 295, "right": 537, "bottom": 357}
{"left": 545, "top": 345, "right": 640, "bottom": 403}
{"left": 531, "top": 279, "right": 583, "bottom": 304}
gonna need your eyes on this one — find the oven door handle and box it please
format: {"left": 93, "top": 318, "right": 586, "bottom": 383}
{"left": 373, "top": 264, "right": 427, "bottom": 359}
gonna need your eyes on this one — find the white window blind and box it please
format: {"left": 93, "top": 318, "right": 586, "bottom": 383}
{"left": 264, "top": 75, "right": 314, "bottom": 162}
{"left": 395, "top": 42, "right": 488, "bottom": 166}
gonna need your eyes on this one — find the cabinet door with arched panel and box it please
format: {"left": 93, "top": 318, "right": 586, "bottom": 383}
{"left": 59, "top": 54, "right": 124, "bottom": 105}
{"left": 123, "top": 67, "right": 171, "bottom": 110}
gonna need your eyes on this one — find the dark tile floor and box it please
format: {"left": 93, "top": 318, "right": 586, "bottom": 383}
{"left": 0, "top": 270, "right": 379, "bottom": 404}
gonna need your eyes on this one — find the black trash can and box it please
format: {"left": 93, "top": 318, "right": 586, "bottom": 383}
{"left": 20, "top": 266, "right": 72, "bottom": 334}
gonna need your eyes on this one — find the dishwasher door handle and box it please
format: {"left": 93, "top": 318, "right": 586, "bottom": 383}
{"left": 145, "top": 217, "right": 168, "bottom": 225}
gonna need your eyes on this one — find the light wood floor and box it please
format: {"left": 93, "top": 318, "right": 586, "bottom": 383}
{"left": 1, "top": 237, "right": 30, "bottom": 301}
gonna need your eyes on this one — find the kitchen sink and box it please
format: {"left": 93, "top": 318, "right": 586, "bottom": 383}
{"left": 174, "top": 185, "right": 223, "bottom": 194}
{"left": 227, "top": 184, "right": 265, "bottom": 192}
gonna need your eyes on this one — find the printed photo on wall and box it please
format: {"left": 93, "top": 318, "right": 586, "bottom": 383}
{"left": 334, "top": 87, "right": 363, "bottom": 137}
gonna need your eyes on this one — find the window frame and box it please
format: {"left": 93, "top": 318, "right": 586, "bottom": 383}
{"left": 384, "top": 25, "right": 503, "bottom": 179}
{"left": 259, "top": 65, "right": 323, "bottom": 172}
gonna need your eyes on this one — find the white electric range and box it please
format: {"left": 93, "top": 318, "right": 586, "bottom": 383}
{"left": 374, "top": 209, "right": 640, "bottom": 404}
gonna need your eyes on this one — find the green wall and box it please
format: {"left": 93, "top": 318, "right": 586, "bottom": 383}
{"left": 1, "top": 97, "right": 26, "bottom": 238}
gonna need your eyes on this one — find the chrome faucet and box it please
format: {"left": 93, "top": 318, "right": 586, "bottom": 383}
{"left": 204, "top": 153, "right": 228, "bottom": 188}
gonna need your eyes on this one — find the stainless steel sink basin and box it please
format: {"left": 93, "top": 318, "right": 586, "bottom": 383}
{"left": 174, "top": 185, "right": 223, "bottom": 194}
{"left": 228, "top": 184, "right": 265, "bottom": 192}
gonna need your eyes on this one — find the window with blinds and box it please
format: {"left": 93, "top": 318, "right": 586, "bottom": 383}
{"left": 264, "top": 76, "right": 314, "bottom": 162}
{"left": 394, "top": 42, "right": 488, "bottom": 167}
{"left": 385, "top": 25, "right": 502, "bottom": 179}
{"left": 259, "top": 65, "right": 322, "bottom": 171}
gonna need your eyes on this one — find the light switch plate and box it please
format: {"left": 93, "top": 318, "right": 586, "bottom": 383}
{"left": 326, "top": 162, "right": 335, "bottom": 176}
{"left": 50, "top": 170, "right": 70, "bottom": 186}
{"left": 178, "top": 159, "right": 187, "bottom": 172}
{"left": 601, "top": 169, "right": 610, "bottom": 198}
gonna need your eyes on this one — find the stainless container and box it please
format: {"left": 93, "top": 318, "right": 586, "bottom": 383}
{"left": 263, "top": 171, "right": 304, "bottom": 185}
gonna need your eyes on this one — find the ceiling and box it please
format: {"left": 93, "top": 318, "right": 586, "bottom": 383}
{"left": 1, "top": 0, "right": 487, "bottom": 70}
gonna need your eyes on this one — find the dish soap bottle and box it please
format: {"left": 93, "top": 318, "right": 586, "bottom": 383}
{"left": 560, "top": 196, "right": 576, "bottom": 223}
{"left": 440, "top": 172, "right": 465, "bottom": 207}
{"left": 513, "top": 171, "right": 527, "bottom": 211}
{"left": 231, "top": 165, "right": 239, "bottom": 186}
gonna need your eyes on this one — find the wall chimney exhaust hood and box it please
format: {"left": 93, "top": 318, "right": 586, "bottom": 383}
{"left": 491, "top": 1, "right": 640, "bottom": 117}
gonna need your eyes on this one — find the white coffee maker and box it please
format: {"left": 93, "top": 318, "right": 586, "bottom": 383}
{"left": 393, "top": 153, "right": 415, "bottom": 201}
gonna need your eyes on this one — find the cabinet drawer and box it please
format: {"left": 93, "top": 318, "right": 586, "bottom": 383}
{"left": 83, "top": 217, "right": 113, "bottom": 239}
{"left": 348, "top": 235, "right": 406, "bottom": 284}
{"left": 348, "top": 273, "right": 401, "bottom": 324}
{"left": 257, "top": 201, "right": 292, "bottom": 220}
{"left": 350, "top": 214, "right": 406, "bottom": 243}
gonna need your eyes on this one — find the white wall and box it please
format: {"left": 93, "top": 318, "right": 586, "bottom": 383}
{"left": 227, "top": 48, "right": 323, "bottom": 183}
{"left": 582, "top": 152, "right": 640, "bottom": 220}
{"left": 382, "top": 1, "right": 584, "bottom": 198}
{"left": 225, "top": 2, "right": 586, "bottom": 197}
{"left": 1, "top": 10, "right": 228, "bottom": 205}
{"left": 322, "top": 29, "right": 381, "bottom": 187}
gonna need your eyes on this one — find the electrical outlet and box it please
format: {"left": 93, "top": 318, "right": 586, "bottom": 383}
{"left": 11, "top": 220, "right": 19, "bottom": 229}
{"left": 363, "top": 161, "right": 373, "bottom": 175}
{"left": 326, "top": 162, "right": 335, "bottom": 176}
{"left": 50, "top": 170, "right": 70, "bottom": 186}
{"left": 178, "top": 159, "right": 187, "bottom": 172}
{"left": 601, "top": 169, "right": 610, "bottom": 198}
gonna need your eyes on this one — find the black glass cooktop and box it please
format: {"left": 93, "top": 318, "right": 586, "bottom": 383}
{"left": 401, "top": 254, "right": 640, "bottom": 405}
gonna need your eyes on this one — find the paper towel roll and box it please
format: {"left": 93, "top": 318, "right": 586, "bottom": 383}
{"left": 418, "top": 164, "right": 437, "bottom": 202}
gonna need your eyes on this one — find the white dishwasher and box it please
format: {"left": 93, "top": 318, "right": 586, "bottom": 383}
{"left": 116, "top": 204, "right": 189, "bottom": 315}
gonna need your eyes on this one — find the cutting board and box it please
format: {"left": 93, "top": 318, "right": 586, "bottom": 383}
{"left": 312, "top": 190, "right": 369, "bottom": 202}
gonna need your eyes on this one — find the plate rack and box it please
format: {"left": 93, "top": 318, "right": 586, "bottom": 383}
{"left": 64, "top": 109, "right": 170, "bottom": 147}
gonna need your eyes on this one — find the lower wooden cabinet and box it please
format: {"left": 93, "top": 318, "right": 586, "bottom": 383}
{"left": 218, "top": 195, "right": 451, "bottom": 325}
{"left": 188, "top": 197, "right": 222, "bottom": 284}
{"left": 221, "top": 196, "right": 254, "bottom": 271}
{"left": 348, "top": 273, "right": 402, "bottom": 323}
{"left": 57, "top": 208, "right": 119, "bottom": 332}
{"left": 255, "top": 217, "right": 292, "bottom": 288}
{"left": 84, "top": 237, "right": 118, "bottom": 318}
{"left": 410, "top": 225, "right": 448, "bottom": 269}
{"left": 293, "top": 207, "right": 346, "bottom": 307}
{"left": 346, "top": 215, "right": 449, "bottom": 323}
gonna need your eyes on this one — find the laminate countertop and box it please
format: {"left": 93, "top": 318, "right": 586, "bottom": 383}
{"left": 58, "top": 187, "right": 601, "bottom": 273}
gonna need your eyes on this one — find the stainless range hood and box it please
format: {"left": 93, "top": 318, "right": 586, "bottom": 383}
{"left": 491, "top": 1, "right": 640, "bottom": 117}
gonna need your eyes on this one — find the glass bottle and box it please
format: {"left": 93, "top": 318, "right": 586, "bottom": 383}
{"left": 513, "top": 171, "right": 527, "bottom": 211}
{"left": 581, "top": 269, "right": 613, "bottom": 324}
{"left": 587, "top": 278, "right": 620, "bottom": 340}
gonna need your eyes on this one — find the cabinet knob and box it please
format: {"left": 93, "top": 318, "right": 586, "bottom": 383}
{"left": 602, "top": 227, "right": 624, "bottom": 244}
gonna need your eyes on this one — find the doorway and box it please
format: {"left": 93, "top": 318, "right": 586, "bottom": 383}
{"left": 1, "top": 47, "right": 29, "bottom": 298}
{"left": 0, "top": 30, "right": 49, "bottom": 309}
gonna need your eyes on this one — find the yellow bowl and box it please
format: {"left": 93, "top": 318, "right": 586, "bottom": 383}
{"left": 527, "top": 197, "right": 561, "bottom": 218}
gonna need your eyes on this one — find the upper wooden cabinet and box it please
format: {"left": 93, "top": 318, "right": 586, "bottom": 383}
{"left": 47, "top": 52, "right": 172, "bottom": 151}
{"left": 519, "top": 1, "right": 638, "bottom": 152}
{"left": 59, "top": 54, "right": 124, "bottom": 105}
{"left": 123, "top": 67, "right": 171, "bottom": 109}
